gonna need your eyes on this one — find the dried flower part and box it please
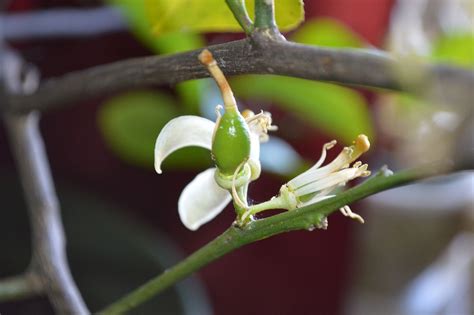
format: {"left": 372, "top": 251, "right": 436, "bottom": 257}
{"left": 243, "top": 110, "right": 278, "bottom": 143}
{"left": 243, "top": 110, "right": 278, "bottom": 180}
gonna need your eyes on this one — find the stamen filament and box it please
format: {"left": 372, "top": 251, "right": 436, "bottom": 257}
{"left": 312, "top": 140, "right": 337, "bottom": 170}
{"left": 231, "top": 160, "right": 248, "bottom": 210}
{"left": 339, "top": 205, "right": 364, "bottom": 223}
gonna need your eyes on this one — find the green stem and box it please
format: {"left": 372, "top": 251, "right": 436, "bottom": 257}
{"left": 239, "top": 195, "right": 288, "bottom": 225}
{"left": 100, "top": 166, "right": 441, "bottom": 314}
{"left": 254, "top": 0, "right": 277, "bottom": 30}
{"left": 225, "top": 0, "right": 254, "bottom": 34}
{"left": 101, "top": 228, "right": 243, "bottom": 315}
{"left": 247, "top": 195, "right": 287, "bottom": 216}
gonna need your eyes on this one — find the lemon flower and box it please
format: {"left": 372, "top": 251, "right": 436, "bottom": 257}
{"left": 154, "top": 49, "right": 275, "bottom": 230}
{"left": 241, "top": 135, "right": 371, "bottom": 223}
{"left": 155, "top": 111, "right": 274, "bottom": 230}
{"left": 155, "top": 49, "right": 370, "bottom": 231}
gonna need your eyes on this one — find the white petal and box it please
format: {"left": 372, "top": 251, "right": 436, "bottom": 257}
{"left": 178, "top": 168, "right": 232, "bottom": 230}
{"left": 154, "top": 116, "right": 215, "bottom": 174}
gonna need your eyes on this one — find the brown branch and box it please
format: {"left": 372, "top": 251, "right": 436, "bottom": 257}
{"left": 5, "top": 33, "right": 473, "bottom": 113}
{"left": 3, "top": 111, "right": 89, "bottom": 314}
{"left": 3, "top": 112, "right": 89, "bottom": 314}
{"left": 1, "top": 49, "right": 88, "bottom": 314}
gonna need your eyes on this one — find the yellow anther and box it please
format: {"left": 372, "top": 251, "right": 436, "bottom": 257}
{"left": 355, "top": 134, "right": 370, "bottom": 153}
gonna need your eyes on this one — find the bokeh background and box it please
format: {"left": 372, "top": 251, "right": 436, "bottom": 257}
{"left": 1, "top": 0, "right": 473, "bottom": 314}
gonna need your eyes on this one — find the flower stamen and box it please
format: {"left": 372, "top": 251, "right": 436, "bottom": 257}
{"left": 244, "top": 110, "right": 278, "bottom": 142}
{"left": 339, "top": 205, "right": 364, "bottom": 224}
{"left": 240, "top": 135, "right": 371, "bottom": 224}
{"left": 231, "top": 160, "right": 249, "bottom": 210}
{"left": 313, "top": 140, "right": 337, "bottom": 170}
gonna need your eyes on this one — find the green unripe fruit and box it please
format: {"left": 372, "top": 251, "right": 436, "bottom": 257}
{"left": 212, "top": 109, "right": 251, "bottom": 176}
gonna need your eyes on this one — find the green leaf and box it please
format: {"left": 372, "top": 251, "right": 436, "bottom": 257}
{"left": 110, "top": 0, "right": 304, "bottom": 36}
{"left": 98, "top": 91, "right": 212, "bottom": 169}
{"left": 291, "top": 18, "right": 364, "bottom": 48}
{"left": 232, "top": 76, "right": 373, "bottom": 144}
{"left": 108, "top": 0, "right": 160, "bottom": 52}
{"left": 431, "top": 32, "right": 474, "bottom": 68}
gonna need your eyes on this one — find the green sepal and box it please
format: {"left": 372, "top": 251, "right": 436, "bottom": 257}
{"left": 212, "top": 109, "right": 251, "bottom": 175}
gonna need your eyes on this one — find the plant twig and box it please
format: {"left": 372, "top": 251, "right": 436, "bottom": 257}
{"left": 254, "top": 0, "right": 277, "bottom": 30}
{"left": 4, "top": 37, "right": 473, "bottom": 113}
{"left": 0, "top": 272, "right": 43, "bottom": 302}
{"left": 225, "top": 0, "right": 254, "bottom": 34}
{"left": 101, "top": 165, "right": 442, "bottom": 314}
{"left": 3, "top": 112, "right": 89, "bottom": 314}
{"left": 1, "top": 49, "right": 88, "bottom": 314}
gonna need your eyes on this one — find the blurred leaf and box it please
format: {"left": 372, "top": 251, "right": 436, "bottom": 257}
{"left": 431, "top": 33, "right": 474, "bottom": 67}
{"left": 111, "top": 0, "right": 304, "bottom": 37}
{"left": 98, "top": 91, "right": 212, "bottom": 169}
{"left": 108, "top": 0, "right": 206, "bottom": 54}
{"left": 108, "top": 0, "right": 161, "bottom": 53}
{"left": 153, "top": 32, "right": 204, "bottom": 54}
{"left": 292, "top": 18, "right": 364, "bottom": 48}
{"left": 98, "top": 91, "right": 176, "bottom": 167}
{"left": 232, "top": 76, "right": 373, "bottom": 144}
{"left": 176, "top": 81, "right": 204, "bottom": 114}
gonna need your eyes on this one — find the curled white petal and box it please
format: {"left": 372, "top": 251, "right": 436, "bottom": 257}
{"left": 178, "top": 168, "right": 232, "bottom": 230}
{"left": 154, "top": 116, "right": 215, "bottom": 174}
